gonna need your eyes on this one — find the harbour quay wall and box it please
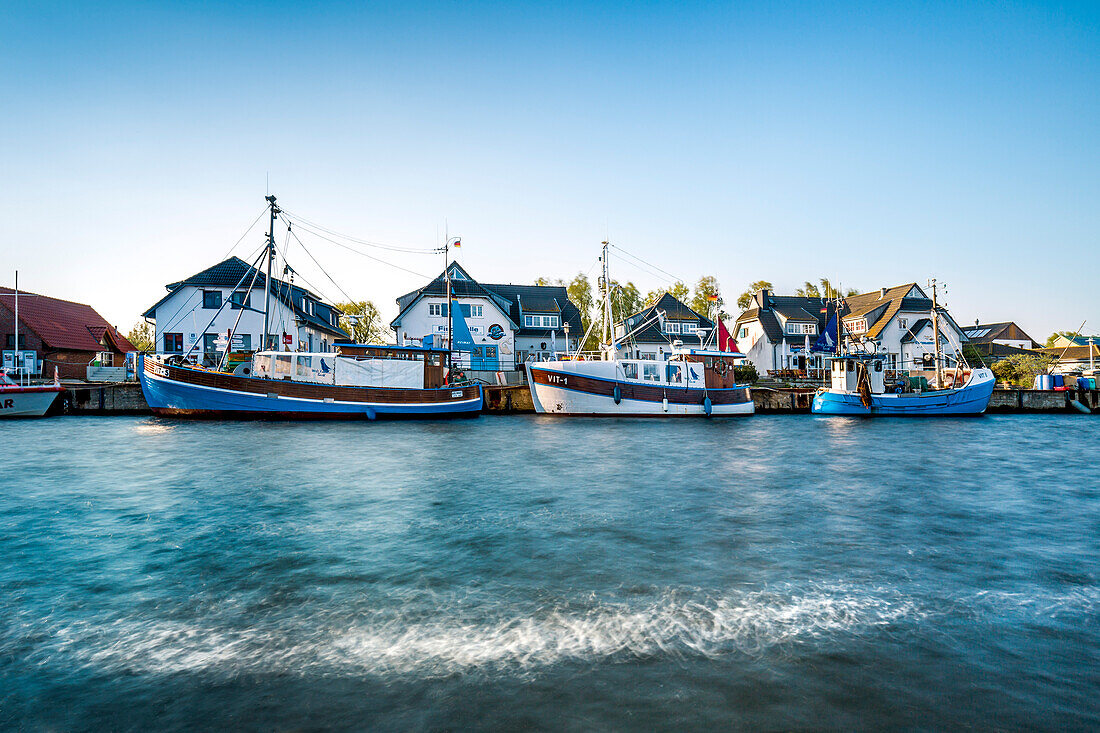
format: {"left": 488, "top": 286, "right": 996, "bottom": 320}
{"left": 59, "top": 382, "right": 150, "bottom": 415}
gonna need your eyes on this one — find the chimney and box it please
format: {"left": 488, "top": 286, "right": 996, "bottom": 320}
{"left": 755, "top": 288, "right": 770, "bottom": 309}
{"left": 879, "top": 287, "right": 887, "bottom": 299}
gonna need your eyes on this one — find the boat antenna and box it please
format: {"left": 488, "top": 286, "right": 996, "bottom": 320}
{"left": 263, "top": 194, "right": 280, "bottom": 351}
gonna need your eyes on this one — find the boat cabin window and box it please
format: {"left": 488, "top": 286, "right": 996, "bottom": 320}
{"left": 622, "top": 362, "right": 638, "bottom": 380}
{"left": 873, "top": 360, "right": 883, "bottom": 372}
{"left": 643, "top": 363, "right": 660, "bottom": 382}
{"left": 296, "top": 356, "right": 312, "bottom": 376}
{"left": 847, "top": 361, "right": 855, "bottom": 373}
{"left": 666, "top": 364, "right": 683, "bottom": 384}
{"left": 275, "top": 354, "right": 293, "bottom": 376}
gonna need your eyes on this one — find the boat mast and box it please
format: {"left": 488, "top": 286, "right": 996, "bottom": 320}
{"left": 13, "top": 270, "right": 18, "bottom": 382}
{"left": 445, "top": 232, "right": 451, "bottom": 361}
{"left": 262, "top": 195, "right": 279, "bottom": 351}
{"left": 929, "top": 278, "right": 945, "bottom": 388}
{"left": 600, "top": 240, "right": 612, "bottom": 360}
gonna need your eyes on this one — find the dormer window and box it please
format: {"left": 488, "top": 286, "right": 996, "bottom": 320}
{"left": 785, "top": 322, "right": 816, "bottom": 335}
{"left": 524, "top": 315, "right": 559, "bottom": 328}
{"left": 448, "top": 267, "right": 468, "bottom": 281}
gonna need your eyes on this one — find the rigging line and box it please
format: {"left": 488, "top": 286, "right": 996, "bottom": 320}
{"left": 219, "top": 206, "right": 270, "bottom": 261}
{"left": 288, "top": 220, "right": 432, "bottom": 279}
{"left": 279, "top": 216, "right": 355, "bottom": 305}
{"left": 154, "top": 239, "right": 270, "bottom": 338}
{"left": 609, "top": 244, "right": 683, "bottom": 284}
{"left": 280, "top": 209, "right": 440, "bottom": 254}
{"left": 180, "top": 245, "right": 272, "bottom": 361}
{"left": 609, "top": 252, "right": 680, "bottom": 286}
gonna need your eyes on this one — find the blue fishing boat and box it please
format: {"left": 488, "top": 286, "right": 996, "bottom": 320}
{"left": 811, "top": 355, "right": 995, "bottom": 416}
{"left": 811, "top": 278, "right": 995, "bottom": 417}
{"left": 138, "top": 347, "right": 483, "bottom": 420}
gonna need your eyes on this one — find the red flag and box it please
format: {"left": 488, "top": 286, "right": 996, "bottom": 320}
{"left": 717, "top": 319, "right": 741, "bottom": 353}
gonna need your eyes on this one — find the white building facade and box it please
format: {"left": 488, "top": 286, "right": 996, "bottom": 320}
{"left": 391, "top": 263, "right": 583, "bottom": 370}
{"left": 143, "top": 256, "right": 348, "bottom": 363}
{"left": 735, "top": 284, "right": 968, "bottom": 375}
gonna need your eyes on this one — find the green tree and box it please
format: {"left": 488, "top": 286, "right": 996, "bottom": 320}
{"left": 796, "top": 281, "right": 821, "bottom": 297}
{"left": 127, "top": 321, "right": 154, "bottom": 351}
{"left": 336, "top": 300, "right": 387, "bottom": 344}
{"left": 645, "top": 280, "right": 690, "bottom": 306}
{"left": 534, "top": 276, "right": 564, "bottom": 286}
{"left": 691, "top": 276, "right": 727, "bottom": 319}
{"left": 610, "top": 280, "right": 643, "bottom": 318}
{"left": 564, "top": 273, "right": 601, "bottom": 351}
{"left": 1044, "top": 331, "right": 1078, "bottom": 348}
{"left": 990, "top": 353, "right": 1055, "bottom": 387}
{"left": 736, "top": 280, "right": 773, "bottom": 311}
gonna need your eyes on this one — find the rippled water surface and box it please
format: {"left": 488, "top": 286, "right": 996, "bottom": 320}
{"left": 2, "top": 415, "right": 1098, "bottom": 730}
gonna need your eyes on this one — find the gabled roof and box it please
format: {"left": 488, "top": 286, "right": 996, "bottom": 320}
{"left": 962, "top": 322, "right": 1039, "bottom": 347}
{"left": 619, "top": 292, "right": 714, "bottom": 344}
{"left": 391, "top": 264, "right": 584, "bottom": 336}
{"left": 735, "top": 294, "right": 829, "bottom": 343}
{"left": 144, "top": 256, "right": 348, "bottom": 339}
{"left": 900, "top": 318, "right": 931, "bottom": 343}
{"left": 482, "top": 283, "right": 583, "bottom": 336}
{"left": 0, "top": 287, "right": 136, "bottom": 352}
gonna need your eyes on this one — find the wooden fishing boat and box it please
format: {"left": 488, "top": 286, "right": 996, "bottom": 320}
{"left": 139, "top": 347, "right": 482, "bottom": 420}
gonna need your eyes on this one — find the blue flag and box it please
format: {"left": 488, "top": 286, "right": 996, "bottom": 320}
{"left": 812, "top": 314, "right": 838, "bottom": 353}
{"left": 450, "top": 304, "right": 476, "bottom": 351}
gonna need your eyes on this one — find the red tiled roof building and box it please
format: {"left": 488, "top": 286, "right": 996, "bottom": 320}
{"left": 0, "top": 287, "right": 135, "bottom": 379}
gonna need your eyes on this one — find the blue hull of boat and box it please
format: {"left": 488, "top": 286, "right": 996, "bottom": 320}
{"left": 139, "top": 359, "right": 483, "bottom": 420}
{"left": 811, "top": 372, "right": 995, "bottom": 416}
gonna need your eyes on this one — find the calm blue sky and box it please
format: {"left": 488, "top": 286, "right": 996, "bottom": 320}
{"left": 2, "top": 1, "right": 1097, "bottom": 340}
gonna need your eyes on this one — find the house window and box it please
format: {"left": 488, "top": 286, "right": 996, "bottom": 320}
{"left": 524, "top": 315, "right": 559, "bottom": 328}
{"left": 469, "top": 305, "right": 483, "bottom": 318}
{"left": 666, "top": 364, "right": 683, "bottom": 383}
{"left": 643, "top": 363, "right": 660, "bottom": 381}
{"left": 202, "top": 291, "right": 222, "bottom": 309}
{"left": 845, "top": 318, "right": 868, "bottom": 334}
{"left": 4, "top": 334, "right": 27, "bottom": 349}
{"left": 738, "top": 327, "right": 748, "bottom": 339}
{"left": 623, "top": 362, "right": 638, "bottom": 380}
{"left": 898, "top": 318, "right": 907, "bottom": 329}
{"left": 681, "top": 323, "right": 697, "bottom": 335}
{"left": 664, "top": 321, "right": 680, "bottom": 334}
{"left": 428, "top": 303, "right": 447, "bottom": 317}
{"left": 163, "top": 333, "right": 183, "bottom": 352}
{"left": 202, "top": 333, "right": 221, "bottom": 354}
{"left": 230, "top": 291, "right": 250, "bottom": 309}
{"left": 785, "top": 322, "right": 817, "bottom": 335}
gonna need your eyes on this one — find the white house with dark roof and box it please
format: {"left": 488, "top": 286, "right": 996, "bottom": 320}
{"left": 390, "top": 263, "right": 583, "bottom": 370}
{"left": 613, "top": 292, "right": 716, "bottom": 360}
{"left": 143, "top": 256, "right": 348, "bottom": 364}
{"left": 735, "top": 284, "right": 968, "bottom": 375}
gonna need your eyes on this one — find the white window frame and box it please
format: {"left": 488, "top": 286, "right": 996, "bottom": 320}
{"left": 680, "top": 323, "right": 697, "bottom": 335}
{"left": 642, "top": 362, "right": 660, "bottom": 381}
{"left": 664, "top": 321, "right": 680, "bottom": 334}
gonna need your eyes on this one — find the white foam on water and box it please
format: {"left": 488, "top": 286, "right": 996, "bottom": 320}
{"left": 28, "top": 585, "right": 922, "bottom": 678}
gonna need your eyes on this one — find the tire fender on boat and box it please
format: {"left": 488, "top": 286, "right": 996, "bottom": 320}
{"left": 613, "top": 384, "right": 622, "bottom": 404}
{"left": 662, "top": 397, "right": 669, "bottom": 412}
{"left": 703, "top": 395, "right": 712, "bottom": 416}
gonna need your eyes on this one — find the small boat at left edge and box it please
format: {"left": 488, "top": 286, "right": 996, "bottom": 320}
{"left": 0, "top": 370, "right": 62, "bottom": 418}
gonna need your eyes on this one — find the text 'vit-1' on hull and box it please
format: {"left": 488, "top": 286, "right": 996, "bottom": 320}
{"left": 139, "top": 352, "right": 482, "bottom": 420}
{"left": 526, "top": 352, "right": 753, "bottom": 417}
